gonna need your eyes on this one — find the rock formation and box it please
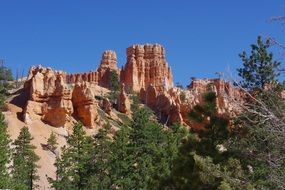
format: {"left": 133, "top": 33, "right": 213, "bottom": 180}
{"left": 117, "top": 84, "right": 131, "bottom": 114}
{"left": 21, "top": 44, "right": 243, "bottom": 130}
{"left": 187, "top": 78, "right": 243, "bottom": 115}
{"left": 120, "top": 44, "right": 173, "bottom": 92}
{"left": 66, "top": 50, "right": 119, "bottom": 88}
{"left": 138, "top": 78, "right": 242, "bottom": 128}
{"left": 23, "top": 66, "right": 99, "bottom": 128}
{"left": 24, "top": 66, "right": 73, "bottom": 127}
{"left": 101, "top": 98, "right": 112, "bottom": 115}
{"left": 72, "top": 83, "right": 99, "bottom": 128}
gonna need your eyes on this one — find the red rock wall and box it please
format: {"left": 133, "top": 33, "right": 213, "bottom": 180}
{"left": 139, "top": 78, "right": 243, "bottom": 128}
{"left": 120, "top": 44, "right": 173, "bottom": 92}
{"left": 21, "top": 45, "right": 243, "bottom": 130}
{"left": 66, "top": 50, "right": 119, "bottom": 88}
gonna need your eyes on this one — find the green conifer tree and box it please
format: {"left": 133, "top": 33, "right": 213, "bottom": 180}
{"left": 47, "top": 132, "right": 58, "bottom": 153}
{"left": 12, "top": 127, "right": 40, "bottom": 190}
{"left": 86, "top": 123, "right": 112, "bottom": 189}
{"left": 232, "top": 36, "right": 285, "bottom": 189}
{"left": 237, "top": 36, "right": 280, "bottom": 90}
{"left": 50, "top": 122, "right": 94, "bottom": 190}
{"left": 0, "top": 113, "right": 12, "bottom": 188}
{"left": 157, "top": 92, "right": 252, "bottom": 189}
{"left": 109, "top": 108, "right": 184, "bottom": 189}
{"left": 109, "top": 125, "right": 132, "bottom": 189}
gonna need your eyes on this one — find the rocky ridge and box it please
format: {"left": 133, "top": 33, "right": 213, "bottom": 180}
{"left": 17, "top": 44, "right": 242, "bottom": 129}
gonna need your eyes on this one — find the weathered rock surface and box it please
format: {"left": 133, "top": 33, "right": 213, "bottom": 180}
{"left": 117, "top": 84, "right": 131, "bottom": 114}
{"left": 72, "top": 83, "right": 99, "bottom": 128}
{"left": 21, "top": 44, "right": 243, "bottom": 130}
{"left": 23, "top": 66, "right": 100, "bottom": 128}
{"left": 101, "top": 98, "right": 112, "bottom": 115}
{"left": 120, "top": 44, "right": 173, "bottom": 92}
{"left": 24, "top": 66, "right": 73, "bottom": 127}
{"left": 139, "top": 78, "right": 242, "bottom": 128}
{"left": 66, "top": 50, "right": 119, "bottom": 88}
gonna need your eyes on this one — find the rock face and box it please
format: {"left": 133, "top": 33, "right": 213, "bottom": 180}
{"left": 139, "top": 78, "right": 242, "bottom": 128}
{"left": 72, "top": 83, "right": 99, "bottom": 128}
{"left": 117, "top": 84, "right": 131, "bottom": 114}
{"left": 23, "top": 66, "right": 99, "bottom": 128}
{"left": 187, "top": 78, "right": 243, "bottom": 115}
{"left": 140, "top": 85, "right": 183, "bottom": 125}
{"left": 66, "top": 50, "right": 119, "bottom": 88}
{"left": 101, "top": 98, "right": 112, "bottom": 115}
{"left": 21, "top": 44, "right": 243, "bottom": 130}
{"left": 24, "top": 66, "right": 73, "bottom": 127}
{"left": 120, "top": 44, "right": 173, "bottom": 92}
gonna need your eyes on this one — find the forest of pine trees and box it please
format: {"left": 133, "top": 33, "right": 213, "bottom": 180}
{"left": 0, "top": 36, "right": 285, "bottom": 189}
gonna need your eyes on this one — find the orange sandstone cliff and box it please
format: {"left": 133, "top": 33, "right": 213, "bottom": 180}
{"left": 15, "top": 43, "right": 242, "bottom": 129}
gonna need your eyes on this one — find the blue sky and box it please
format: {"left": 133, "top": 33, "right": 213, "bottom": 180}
{"left": 0, "top": 0, "right": 284, "bottom": 86}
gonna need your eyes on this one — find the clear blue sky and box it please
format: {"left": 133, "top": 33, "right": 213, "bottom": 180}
{"left": 0, "top": 0, "right": 284, "bottom": 86}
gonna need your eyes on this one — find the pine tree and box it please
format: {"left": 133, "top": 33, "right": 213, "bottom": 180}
{"left": 233, "top": 37, "right": 285, "bottom": 189}
{"left": 0, "top": 83, "right": 6, "bottom": 108}
{"left": 128, "top": 108, "right": 168, "bottom": 189}
{"left": 188, "top": 92, "right": 229, "bottom": 160}
{"left": 50, "top": 122, "right": 94, "bottom": 190}
{"left": 108, "top": 70, "right": 120, "bottom": 104}
{"left": 86, "top": 123, "right": 112, "bottom": 189}
{"left": 109, "top": 108, "right": 182, "bottom": 189}
{"left": 193, "top": 154, "right": 253, "bottom": 190}
{"left": 109, "top": 70, "right": 119, "bottom": 92}
{"left": 47, "top": 132, "right": 58, "bottom": 153}
{"left": 0, "top": 112, "right": 12, "bottom": 188}
{"left": 237, "top": 36, "right": 280, "bottom": 90}
{"left": 12, "top": 127, "right": 40, "bottom": 190}
{"left": 157, "top": 92, "right": 252, "bottom": 189}
{"left": 109, "top": 125, "right": 132, "bottom": 189}
{"left": 0, "top": 64, "right": 13, "bottom": 82}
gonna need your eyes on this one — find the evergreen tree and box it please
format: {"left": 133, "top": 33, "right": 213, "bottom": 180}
{"left": 0, "top": 112, "right": 12, "bottom": 188}
{"left": 237, "top": 36, "right": 280, "bottom": 90}
{"left": 0, "top": 63, "right": 14, "bottom": 109}
{"left": 0, "top": 83, "right": 7, "bottom": 108}
{"left": 232, "top": 37, "right": 285, "bottom": 189}
{"left": 0, "top": 64, "right": 13, "bottom": 82}
{"left": 109, "top": 125, "right": 132, "bottom": 189}
{"left": 0, "top": 63, "right": 13, "bottom": 188}
{"left": 12, "top": 127, "right": 40, "bottom": 190}
{"left": 193, "top": 154, "right": 253, "bottom": 190}
{"left": 188, "top": 92, "right": 229, "bottom": 159}
{"left": 109, "top": 108, "right": 185, "bottom": 190}
{"left": 108, "top": 70, "right": 120, "bottom": 103}
{"left": 157, "top": 92, "right": 252, "bottom": 189}
{"left": 127, "top": 108, "right": 169, "bottom": 189}
{"left": 86, "top": 123, "right": 112, "bottom": 189}
{"left": 47, "top": 132, "right": 58, "bottom": 153}
{"left": 109, "top": 70, "right": 119, "bottom": 92}
{"left": 50, "top": 122, "right": 94, "bottom": 190}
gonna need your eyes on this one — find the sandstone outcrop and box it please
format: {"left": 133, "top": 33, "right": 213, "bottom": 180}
{"left": 120, "top": 44, "right": 173, "bottom": 92}
{"left": 72, "top": 83, "right": 99, "bottom": 128}
{"left": 140, "top": 85, "right": 183, "bottom": 125}
{"left": 66, "top": 50, "right": 119, "bottom": 88}
{"left": 101, "top": 98, "right": 112, "bottom": 115}
{"left": 138, "top": 78, "right": 242, "bottom": 128}
{"left": 117, "top": 84, "right": 131, "bottom": 114}
{"left": 23, "top": 66, "right": 99, "bottom": 128}
{"left": 179, "top": 78, "right": 243, "bottom": 128}
{"left": 24, "top": 66, "right": 73, "bottom": 127}
{"left": 21, "top": 44, "right": 243, "bottom": 130}
{"left": 187, "top": 78, "right": 243, "bottom": 115}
